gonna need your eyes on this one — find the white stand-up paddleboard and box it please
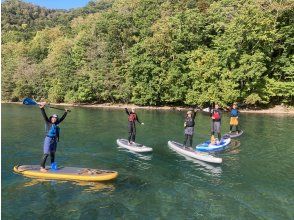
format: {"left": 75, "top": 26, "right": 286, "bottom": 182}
{"left": 224, "top": 130, "right": 244, "bottom": 138}
{"left": 168, "top": 141, "right": 222, "bottom": 164}
{"left": 202, "top": 107, "right": 210, "bottom": 113}
{"left": 116, "top": 139, "right": 153, "bottom": 153}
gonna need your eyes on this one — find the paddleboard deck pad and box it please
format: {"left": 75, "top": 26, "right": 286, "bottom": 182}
{"left": 224, "top": 130, "right": 244, "bottom": 138}
{"left": 14, "top": 165, "right": 118, "bottom": 182}
{"left": 196, "top": 137, "right": 231, "bottom": 152}
{"left": 168, "top": 141, "right": 222, "bottom": 164}
{"left": 116, "top": 139, "right": 153, "bottom": 152}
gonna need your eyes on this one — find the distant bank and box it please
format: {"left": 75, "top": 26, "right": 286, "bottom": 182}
{"left": 2, "top": 102, "right": 294, "bottom": 114}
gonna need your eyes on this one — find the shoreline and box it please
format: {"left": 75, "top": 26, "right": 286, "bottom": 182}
{"left": 2, "top": 101, "right": 294, "bottom": 114}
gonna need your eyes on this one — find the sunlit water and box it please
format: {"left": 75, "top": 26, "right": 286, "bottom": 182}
{"left": 2, "top": 104, "right": 294, "bottom": 219}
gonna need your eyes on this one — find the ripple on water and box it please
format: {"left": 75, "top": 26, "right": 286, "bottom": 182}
{"left": 2, "top": 104, "right": 294, "bottom": 219}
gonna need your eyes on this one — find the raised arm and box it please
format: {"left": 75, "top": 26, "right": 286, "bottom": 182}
{"left": 125, "top": 108, "right": 130, "bottom": 115}
{"left": 192, "top": 109, "right": 197, "bottom": 119}
{"left": 58, "top": 110, "right": 68, "bottom": 124}
{"left": 40, "top": 106, "right": 50, "bottom": 123}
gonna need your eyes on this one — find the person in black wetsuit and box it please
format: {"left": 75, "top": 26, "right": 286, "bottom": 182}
{"left": 183, "top": 109, "right": 197, "bottom": 147}
{"left": 39, "top": 102, "right": 69, "bottom": 172}
{"left": 125, "top": 108, "right": 144, "bottom": 144}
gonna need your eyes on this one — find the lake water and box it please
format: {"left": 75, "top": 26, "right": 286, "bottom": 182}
{"left": 2, "top": 104, "right": 294, "bottom": 219}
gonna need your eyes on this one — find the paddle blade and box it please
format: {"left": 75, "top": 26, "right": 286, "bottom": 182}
{"left": 22, "top": 98, "right": 37, "bottom": 105}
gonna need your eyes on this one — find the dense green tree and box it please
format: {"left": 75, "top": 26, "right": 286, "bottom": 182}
{"left": 1, "top": 0, "right": 293, "bottom": 106}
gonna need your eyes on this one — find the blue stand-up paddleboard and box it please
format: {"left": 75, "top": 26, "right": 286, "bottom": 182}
{"left": 196, "top": 137, "right": 231, "bottom": 152}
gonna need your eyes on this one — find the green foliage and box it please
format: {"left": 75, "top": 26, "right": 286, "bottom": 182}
{"left": 1, "top": 0, "right": 293, "bottom": 106}
{"left": 48, "top": 79, "right": 66, "bottom": 103}
{"left": 245, "top": 93, "right": 263, "bottom": 105}
{"left": 186, "top": 48, "right": 239, "bottom": 107}
{"left": 28, "top": 27, "right": 62, "bottom": 63}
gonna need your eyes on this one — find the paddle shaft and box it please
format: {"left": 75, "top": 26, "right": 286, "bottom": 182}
{"left": 23, "top": 98, "right": 71, "bottom": 112}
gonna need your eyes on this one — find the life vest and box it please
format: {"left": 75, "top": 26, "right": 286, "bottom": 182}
{"left": 128, "top": 113, "right": 137, "bottom": 122}
{"left": 47, "top": 124, "right": 60, "bottom": 138}
{"left": 231, "top": 109, "right": 238, "bottom": 117}
{"left": 212, "top": 110, "right": 221, "bottom": 120}
{"left": 185, "top": 118, "right": 195, "bottom": 127}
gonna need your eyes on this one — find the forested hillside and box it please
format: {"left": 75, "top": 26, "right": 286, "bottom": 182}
{"left": 2, "top": 0, "right": 293, "bottom": 106}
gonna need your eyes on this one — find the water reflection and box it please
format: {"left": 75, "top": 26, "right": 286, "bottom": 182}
{"left": 73, "top": 181, "right": 115, "bottom": 192}
{"left": 117, "top": 148, "right": 153, "bottom": 172}
{"left": 21, "top": 178, "right": 115, "bottom": 192}
{"left": 180, "top": 155, "right": 222, "bottom": 176}
{"left": 117, "top": 147, "right": 153, "bottom": 161}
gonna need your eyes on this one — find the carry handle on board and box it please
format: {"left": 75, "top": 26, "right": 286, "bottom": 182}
{"left": 22, "top": 98, "right": 71, "bottom": 112}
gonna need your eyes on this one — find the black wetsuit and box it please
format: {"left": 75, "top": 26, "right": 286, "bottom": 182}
{"left": 40, "top": 108, "right": 67, "bottom": 168}
{"left": 183, "top": 112, "right": 196, "bottom": 147}
{"left": 125, "top": 108, "right": 142, "bottom": 143}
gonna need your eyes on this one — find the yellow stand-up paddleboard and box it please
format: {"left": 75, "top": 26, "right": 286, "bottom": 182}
{"left": 14, "top": 165, "right": 118, "bottom": 182}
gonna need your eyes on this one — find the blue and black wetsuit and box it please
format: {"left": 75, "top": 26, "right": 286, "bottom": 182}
{"left": 125, "top": 108, "right": 142, "bottom": 143}
{"left": 40, "top": 107, "right": 67, "bottom": 168}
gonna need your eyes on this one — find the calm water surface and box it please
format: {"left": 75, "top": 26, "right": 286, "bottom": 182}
{"left": 2, "top": 104, "right": 294, "bottom": 219}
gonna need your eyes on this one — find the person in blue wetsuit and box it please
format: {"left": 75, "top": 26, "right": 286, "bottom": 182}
{"left": 229, "top": 102, "right": 240, "bottom": 133}
{"left": 125, "top": 108, "right": 144, "bottom": 145}
{"left": 183, "top": 109, "right": 197, "bottom": 148}
{"left": 39, "top": 102, "right": 69, "bottom": 172}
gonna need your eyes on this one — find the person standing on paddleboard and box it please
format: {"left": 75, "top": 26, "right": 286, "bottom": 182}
{"left": 183, "top": 109, "right": 197, "bottom": 148}
{"left": 39, "top": 102, "right": 69, "bottom": 172}
{"left": 229, "top": 102, "right": 240, "bottom": 134}
{"left": 125, "top": 108, "right": 144, "bottom": 145}
{"left": 210, "top": 104, "right": 222, "bottom": 142}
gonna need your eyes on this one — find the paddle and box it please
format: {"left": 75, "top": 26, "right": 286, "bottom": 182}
{"left": 22, "top": 98, "right": 71, "bottom": 112}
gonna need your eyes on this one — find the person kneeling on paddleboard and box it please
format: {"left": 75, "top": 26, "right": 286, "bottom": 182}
{"left": 229, "top": 102, "right": 240, "bottom": 134}
{"left": 39, "top": 102, "right": 69, "bottom": 172}
{"left": 125, "top": 108, "right": 144, "bottom": 145}
{"left": 210, "top": 104, "right": 222, "bottom": 143}
{"left": 183, "top": 109, "right": 197, "bottom": 148}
